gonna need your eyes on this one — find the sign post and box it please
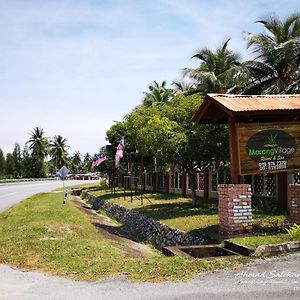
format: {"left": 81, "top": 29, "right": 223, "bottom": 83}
{"left": 58, "top": 166, "right": 69, "bottom": 205}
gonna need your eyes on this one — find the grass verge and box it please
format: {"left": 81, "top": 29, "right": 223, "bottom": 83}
{"left": 85, "top": 187, "right": 297, "bottom": 249}
{"left": 0, "top": 191, "right": 247, "bottom": 282}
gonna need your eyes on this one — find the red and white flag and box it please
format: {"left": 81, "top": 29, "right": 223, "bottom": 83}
{"left": 96, "top": 155, "right": 107, "bottom": 166}
{"left": 115, "top": 139, "right": 124, "bottom": 168}
{"left": 91, "top": 155, "right": 107, "bottom": 168}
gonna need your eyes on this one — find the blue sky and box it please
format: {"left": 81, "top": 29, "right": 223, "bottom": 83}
{"left": 0, "top": 0, "right": 299, "bottom": 156}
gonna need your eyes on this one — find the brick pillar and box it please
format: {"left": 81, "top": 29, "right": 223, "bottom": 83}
{"left": 288, "top": 184, "right": 300, "bottom": 224}
{"left": 218, "top": 184, "right": 252, "bottom": 236}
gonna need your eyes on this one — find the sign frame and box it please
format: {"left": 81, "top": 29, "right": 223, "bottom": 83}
{"left": 236, "top": 121, "right": 300, "bottom": 176}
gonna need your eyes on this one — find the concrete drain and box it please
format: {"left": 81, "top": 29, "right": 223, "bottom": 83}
{"left": 164, "top": 244, "right": 242, "bottom": 260}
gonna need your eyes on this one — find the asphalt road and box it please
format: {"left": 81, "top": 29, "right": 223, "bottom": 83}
{"left": 0, "top": 180, "right": 299, "bottom": 299}
{"left": 0, "top": 253, "right": 299, "bottom": 300}
{"left": 0, "top": 180, "right": 96, "bottom": 212}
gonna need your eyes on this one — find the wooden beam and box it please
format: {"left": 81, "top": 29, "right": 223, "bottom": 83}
{"left": 193, "top": 96, "right": 233, "bottom": 124}
{"left": 228, "top": 117, "right": 239, "bottom": 184}
{"left": 192, "top": 98, "right": 211, "bottom": 123}
{"left": 211, "top": 109, "right": 225, "bottom": 124}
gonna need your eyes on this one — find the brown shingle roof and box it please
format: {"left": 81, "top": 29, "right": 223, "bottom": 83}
{"left": 208, "top": 93, "right": 300, "bottom": 112}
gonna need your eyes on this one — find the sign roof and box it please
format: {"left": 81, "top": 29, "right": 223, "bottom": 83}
{"left": 193, "top": 94, "right": 300, "bottom": 124}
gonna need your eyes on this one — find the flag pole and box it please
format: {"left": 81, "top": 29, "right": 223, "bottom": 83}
{"left": 63, "top": 177, "right": 66, "bottom": 205}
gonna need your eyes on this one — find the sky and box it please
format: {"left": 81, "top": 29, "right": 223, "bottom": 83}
{"left": 0, "top": 0, "right": 299, "bottom": 156}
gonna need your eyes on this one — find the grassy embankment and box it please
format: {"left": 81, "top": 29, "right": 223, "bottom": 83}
{"left": 87, "top": 187, "right": 295, "bottom": 249}
{"left": 0, "top": 190, "right": 247, "bottom": 282}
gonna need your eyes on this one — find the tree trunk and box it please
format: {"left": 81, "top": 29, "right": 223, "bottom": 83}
{"left": 134, "top": 171, "right": 138, "bottom": 193}
{"left": 189, "top": 171, "right": 198, "bottom": 207}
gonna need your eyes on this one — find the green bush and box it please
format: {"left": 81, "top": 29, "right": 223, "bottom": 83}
{"left": 285, "top": 224, "right": 300, "bottom": 241}
{"left": 100, "top": 180, "right": 108, "bottom": 189}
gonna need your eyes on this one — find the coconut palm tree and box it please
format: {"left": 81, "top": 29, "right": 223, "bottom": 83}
{"left": 70, "top": 151, "right": 82, "bottom": 173}
{"left": 243, "top": 14, "right": 300, "bottom": 94}
{"left": 82, "top": 153, "right": 92, "bottom": 172}
{"left": 171, "top": 80, "right": 195, "bottom": 95}
{"left": 143, "top": 80, "right": 174, "bottom": 106}
{"left": 49, "top": 135, "right": 69, "bottom": 169}
{"left": 27, "top": 127, "right": 48, "bottom": 161}
{"left": 184, "top": 39, "right": 244, "bottom": 94}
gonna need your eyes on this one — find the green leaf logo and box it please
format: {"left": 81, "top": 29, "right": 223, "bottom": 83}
{"left": 265, "top": 132, "right": 278, "bottom": 147}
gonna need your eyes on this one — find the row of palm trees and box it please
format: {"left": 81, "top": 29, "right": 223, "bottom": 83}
{"left": 143, "top": 14, "right": 300, "bottom": 104}
{"left": 27, "top": 127, "right": 69, "bottom": 169}
{"left": 0, "top": 130, "right": 93, "bottom": 179}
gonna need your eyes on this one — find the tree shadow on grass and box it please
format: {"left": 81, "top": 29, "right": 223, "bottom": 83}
{"left": 81, "top": 186, "right": 102, "bottom": 192}
{"left": 85, "top": 190, "right": 221, "bottom": 240}
{"left": 252, "top": 210, "right": 292, "bottom": 234}
{"left": 134, "top": 201, "right": 218, "bottom": 221}
{"left": 95, "top": 191, "right": 219, "bottom": 221}
{"left": 252, "top": 221, "right": 291, "bottom": 235}
{"left": 91, "top": 191, "right": 136, "bottom": 201}
{"left": 186, "top": 225, "right": 220, "bottom": 243}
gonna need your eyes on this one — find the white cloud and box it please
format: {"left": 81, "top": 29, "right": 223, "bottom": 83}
{"left": 161, "top": 0, "right": 300, "bottom": 58}
{"left": 0, "top": 0, "right": 299, "bottom": 155}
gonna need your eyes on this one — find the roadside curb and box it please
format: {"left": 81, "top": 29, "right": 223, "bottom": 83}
{"left": 224, "top": 240, "right": 300, "bottom": 257}
{"left": 253, "top": 241, "right": 300, "bottom": 257}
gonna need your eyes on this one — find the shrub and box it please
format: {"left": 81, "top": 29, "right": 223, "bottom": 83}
{"left": 285, "top": 224, "right": 300, "bottom": 241}
{"left": 100, "top": 180, "right": 108, "bottom": 189}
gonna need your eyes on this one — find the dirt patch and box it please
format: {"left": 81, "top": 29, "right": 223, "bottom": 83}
{"left": 46, "top": 224, "right": 83, "bottom": 234}
{"left": 71, "top": 196, "right": 156, "bottom": 258}
{"left": 39, "top": 237, "right": 63, "bottom": 241}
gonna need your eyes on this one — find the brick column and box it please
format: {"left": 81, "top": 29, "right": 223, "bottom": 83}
{"left": 288, "top": 184, "right": 300, "bottom": 224}
{"left": 218, "top": 184, "right": 252, "bottom": 235}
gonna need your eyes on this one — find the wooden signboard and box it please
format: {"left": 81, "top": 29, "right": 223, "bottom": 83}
{"left": 237, "top": 122, "right": 300, "bottom": 175}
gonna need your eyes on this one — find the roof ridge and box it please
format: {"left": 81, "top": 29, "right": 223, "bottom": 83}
{"left": 208, "top": 93, "right": 300, "bottom": 98}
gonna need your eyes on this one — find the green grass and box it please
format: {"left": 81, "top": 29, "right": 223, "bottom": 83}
{"left": 229, "top": 211, "right": 294, "bottom": 248}
{"left": 0, "top": 192, "right": 122, "bottom": 279}
{"left": 85, "top": 187, "right": 297, "bottom": 249}
{"left": 0, "top": 191, "right": 246, "bottom": 282}
{"left": 88, "top": 188, "right": 219, "bottom": 236}
{"left": 228, "top": 234, "right": 290, "bottom": 249}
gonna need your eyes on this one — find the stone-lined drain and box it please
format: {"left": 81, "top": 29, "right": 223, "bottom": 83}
{"left": 164, "top": 244, "right": 241, "bottom": 259}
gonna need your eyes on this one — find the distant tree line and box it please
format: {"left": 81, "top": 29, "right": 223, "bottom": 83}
{"left": 0, "top": 127, "right": 99, "bottom": 179}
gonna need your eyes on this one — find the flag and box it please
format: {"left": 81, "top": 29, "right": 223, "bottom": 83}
{"left": 115, "top": 138, "right": 124, "bottom": 168}
{"left": 91, "top": 155, "right": 107, "bottom": 168}
{"left": 121, "top": 136, "right": 125, "bottom": 149}
{"left": 91, "top": 156, "right": 99, "bottom": 168}
{"left": 96, "top": 155, "right": 107, "bottom": 166}
{"left": 116, "top": 143, "right": 123, "bottom": 158}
